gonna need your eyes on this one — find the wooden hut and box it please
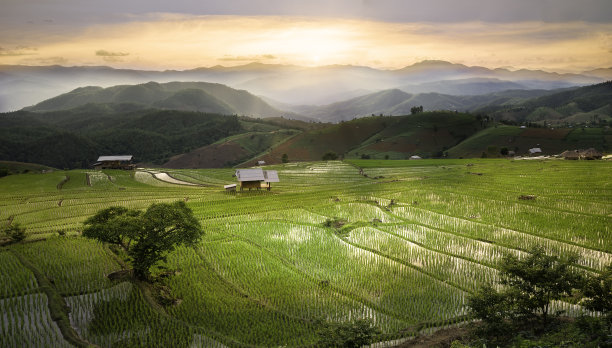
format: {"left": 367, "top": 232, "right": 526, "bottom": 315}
{"left": 93, "top": 155, "right": 135, "bottom": 170}
{"left": 235, "top": 168, "right": 279, "bottom": 191}
{"left": 560, "top": 150, "right": 580, "bottom": 160}
{"left": 580, "top": 148, "right": 602, "bottom": 160}
{"left": 528, "top": 148, "right": 542, "bottom": 156}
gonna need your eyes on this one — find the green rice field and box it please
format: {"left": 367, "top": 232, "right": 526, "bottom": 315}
{"left": 0, "top": 158, "right": 610, "bottom": 347}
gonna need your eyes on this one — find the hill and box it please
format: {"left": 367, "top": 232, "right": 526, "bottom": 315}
{"left": 298, "top": 88, "right": 560, "bottom": 122}
{"left": 446, "top": 125, "right": 611, "bottom": 158}
{"left": 298, "top": 82, "right": 611, "bottom": 125}
{"left": 245, "top": 112, "right": 484, "bottom": 164}
{"left": 23, "top": 81, "right": 290, "bottom": 118}
{"left": 0, "top": 107, "right": 289, "bottom": 168}
{"left": 484, "top": 81, "right": 612, "bottom": 126}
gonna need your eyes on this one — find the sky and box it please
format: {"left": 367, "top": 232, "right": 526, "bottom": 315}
{"left": 1, "top": 0, "right": 612, "bottom": 72}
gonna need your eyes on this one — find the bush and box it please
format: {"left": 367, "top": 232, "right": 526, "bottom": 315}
{"left": 317, "top": 319, "right": 381, "bottom": 347}
{"left": 322, "top": 152, "right": 338, "bottom": 161}
{"left": 4, "top": 223, "right": 26, "bottom": 242}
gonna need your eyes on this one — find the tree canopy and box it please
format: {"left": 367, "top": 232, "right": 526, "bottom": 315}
{"left": 468, "top": 245, "right": 582, "bottom": 339}
{"left": 83, "top": 201, "right": 203, "bottom": 279}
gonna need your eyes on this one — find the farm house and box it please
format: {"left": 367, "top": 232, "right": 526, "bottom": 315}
{"left": 93, "top": 155, "right": 135, "bottom": 170}
{"left": 528, "top": 147, "right": 542, "bottom": 155}
{"left": 235, "top": 168, "right": 279, "bottom": 190}
{"left": 561, "top": 149, "right": 602, "bottom": 160}
{"left": 560, "top": 150, "right": 580, "bottom": 160}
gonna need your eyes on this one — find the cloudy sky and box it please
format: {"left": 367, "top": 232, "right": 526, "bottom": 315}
{"left": 1, "top": 0, "right": 611, "bottom": 72}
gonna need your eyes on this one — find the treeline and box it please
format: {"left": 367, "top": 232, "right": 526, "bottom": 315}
{"left": 0, "top": 107, "right": 243, "bottom": 168}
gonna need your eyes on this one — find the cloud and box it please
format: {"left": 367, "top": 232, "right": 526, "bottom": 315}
{"left": 95, "top": 49, "right": 130, "bottom": 62}
{"left": 219, "top": 54, "right": 276, "bottom": 62}
{"left": 21, "top": 56, "right": 68, "bottom": 65}
{"left": 95, "top": 50, "right": 129, "bottom": 57}
{"left": 0, "top": 46, "right": 37, "bottom": 56}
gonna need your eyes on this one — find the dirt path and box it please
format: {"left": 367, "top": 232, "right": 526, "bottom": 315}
{"left": 152, "top": 172, "right": 200, "bottom": 186}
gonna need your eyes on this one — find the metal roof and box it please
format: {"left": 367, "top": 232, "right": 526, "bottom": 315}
{"left": 235, "top": 169, "right": 280, "bottom": 182}
{"left": 235, "top": 168, "right": 265, "bottom": 182}
{"left": 529, "top": 148, "right": 542, "bottom": 154}
{"left": 263, "top": 170, "right": 279, "bottom": 182}
{"left": 97, "top": 155, "right": 133, "bottom": 162}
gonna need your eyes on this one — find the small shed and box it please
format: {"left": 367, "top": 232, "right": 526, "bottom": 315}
{"left": 93, "top": 155, "right": 135, "bottom": 170}
{"left": 528, "top": 148, "right": 542, "bottom": 155}
{"left": 560, "top": 150, "right": 580, "bottom": 160}
{"left": 581, "top": 148, "right": 602, "bottom": 160}
{"left": 224, "top": 184, "right": 237, "bottom": 192}
{"left": 409, "top": 155, "right": 422, "bottom": 160}
{"left": 235, "top": 168, "right": 279, "bottom": 191}
{"left": 257, "top": 160, "right": 266, "bottom": 166}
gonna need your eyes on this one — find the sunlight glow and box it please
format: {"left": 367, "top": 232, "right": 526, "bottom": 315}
{"left": 0, "top": 15, "right": 610, "bottom": 72}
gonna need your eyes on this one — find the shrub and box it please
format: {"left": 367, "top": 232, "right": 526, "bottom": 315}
{"left": 4, "top": 223, "right": 26, "bottom": 242}
{"left": 317, "top": 319, "right": 381, "bottom": 348}
{"left": 322, "top": 152, "right": 338, "bottom": 161}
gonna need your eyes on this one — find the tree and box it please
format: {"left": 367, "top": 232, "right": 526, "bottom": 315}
{"left": 317, "top": 319, "right": 381, "bottom": 348}
{"left": 83, "top": 201, "right": 203, "bottom": 280}
{"left": 582, "top": 263, "right": 612, "bottom": 324}
{"left": 281, "top": 153, "right": 289, "bottom": 163}
{"left": 322, "top": 151, "right": 338, "bottom": 161}
{"left": 468, "top": 246, "right": 582, "bottom": 333}
{"left": 499, "top": 246, "right": 581, "bottom": 326}
{"left": 467, "top": 284, "right": 510, "bottom": 339}
{"left": 410, "top": 105, "right": 424, "bottom": 115}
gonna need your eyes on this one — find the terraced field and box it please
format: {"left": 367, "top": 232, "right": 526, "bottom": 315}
{"left": 0, "top": 159, "right": 610, "bottom": 347}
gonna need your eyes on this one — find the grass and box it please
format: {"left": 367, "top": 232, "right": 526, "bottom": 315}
{"left": 0, "top": 159, "right": 610, "bottom": 346}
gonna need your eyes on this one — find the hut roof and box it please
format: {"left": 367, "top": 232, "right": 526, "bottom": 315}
{"left": 97, "top": 155, "right": 133, "bottom": 162}
{"left": 235, "top": 168, "right": 279, "bottom": 182}
{"left": 263, "top": 170, "right": 279, "bottom": 183}
{"left": 561, "top": 150, "right": 580, "bottom": 158}
{"left": 529, "top": 148, "right": 542, "bottom": 154}
{"left": 235, "top": 168, "right": 265, "bottom": 182}
{"left": 581, "top": 148, "right": 602, "bottom": 157}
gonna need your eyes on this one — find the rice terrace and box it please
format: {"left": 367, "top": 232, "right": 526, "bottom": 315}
{"left": 0, "top": 158, "right": 610, "bottom": 347}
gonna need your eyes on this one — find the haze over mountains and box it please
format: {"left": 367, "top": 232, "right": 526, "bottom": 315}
{"left": 1, "top": 60, "right": 609, "bottom": 113}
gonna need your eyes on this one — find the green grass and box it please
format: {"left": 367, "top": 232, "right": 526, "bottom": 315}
{"left": 0, "top": 159, "right": 610, "bottom": 346}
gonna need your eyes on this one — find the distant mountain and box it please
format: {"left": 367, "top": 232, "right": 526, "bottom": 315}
{"left": 297, "top": 82, "right": 611, "bottom": 124}
{"left": 400, "top": 78, "right": 527, "bottom": 95}
{"left": 486, "top": 81, "right": 612, "bottom": 125}
{"left": 23, "top": 81, "right": 289, "bottom": 118}
{"left": 1, "top": 61, "right": 606, "bottom": 112}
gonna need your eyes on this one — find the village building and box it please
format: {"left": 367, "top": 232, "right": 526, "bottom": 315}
{"left": 235, "top": 168, "right": 279, "bottom": 191}
{"left": 528, "top": 147, "right": 542, "bottom": 155}
{"left": 93, "top": 155, "right": 135, "bottom": 170}
{"left": 560, "top": 150, "right": 580, "bottom": 160}
{"left": 409, "top": 155, "right": 422, "bottom": 160}
{"left": 560, "top": 149, "right": 603, "bottom": 160}
{"left": 224, "top": 184, "right": 237, "bottom": 192}
{"left": 257, "top": 160, "right": 266, "bottom": 166}
{"left": 580, "top": 148, "right": 602, "bottom": 160}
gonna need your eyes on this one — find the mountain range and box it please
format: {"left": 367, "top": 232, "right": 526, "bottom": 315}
{"left": 2, "top": 60, "right": 610, "bottom": 112}
{"left": 22, "top": 80, "right": 612, "bottom": 126}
